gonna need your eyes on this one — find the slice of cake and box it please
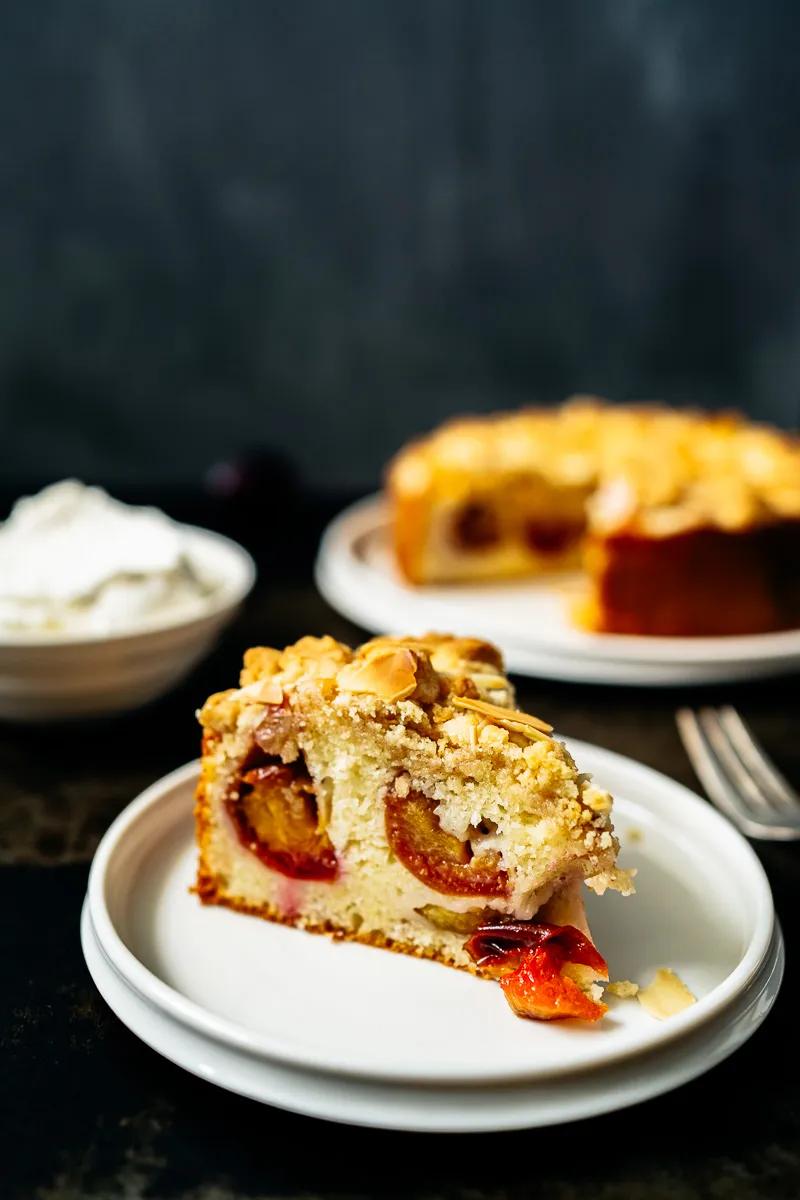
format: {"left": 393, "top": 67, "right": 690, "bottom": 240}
{"left": 196, "top": 633, "right": 633, "bottom": 1021}
{"left": 388, "top": 399, "right": 800, "bottom": 636}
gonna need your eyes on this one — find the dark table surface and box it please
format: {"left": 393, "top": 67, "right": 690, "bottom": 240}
{"left": 3, "top": 490, "right": 799, "bottom": 1200}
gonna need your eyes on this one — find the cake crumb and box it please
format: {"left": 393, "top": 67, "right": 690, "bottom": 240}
{"left": 584, "top": 785, "right": 613, "bottom": 814}
{"left": 638, "top": 968, "right": 696, "bottom": 1020}
{"left": 606, "top": 979, "right": 639, "bottom": 999}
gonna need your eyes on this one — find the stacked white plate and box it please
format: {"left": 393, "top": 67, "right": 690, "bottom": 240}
{"left": 315, "top": 496, "right": 800, "bottom": 686}
{"left": 82, "top": 744, "right": 782, "bottom": 1132}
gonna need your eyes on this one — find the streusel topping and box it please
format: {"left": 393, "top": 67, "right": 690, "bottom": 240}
{"left": 389, "top": 398, "right": 800, "bottom": 535}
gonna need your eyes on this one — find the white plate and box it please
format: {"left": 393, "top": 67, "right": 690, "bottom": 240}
{"left": 315, "top": 496, "right": 800, "bottom": 685}
{"left": 82, "top": 901, "right": 783, "bottom": 1132}
{"left": 85, "top": 744, "right": 777, "bottom": 1097}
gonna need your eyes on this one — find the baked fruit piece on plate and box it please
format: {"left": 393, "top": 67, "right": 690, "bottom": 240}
{"left": 388, "top": 399, "right": 800, "bottom": 636}
{"left": 195, "top": 634, "right": 634, "bottom": 1021}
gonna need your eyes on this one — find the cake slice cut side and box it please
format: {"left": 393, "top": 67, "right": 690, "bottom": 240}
{"left": 195, "top": 634, "right": 633, "bottom": 1020}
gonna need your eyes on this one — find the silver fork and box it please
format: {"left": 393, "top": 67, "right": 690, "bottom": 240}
{"left": 676, "top": 705, "right": 800, "bottom": 841}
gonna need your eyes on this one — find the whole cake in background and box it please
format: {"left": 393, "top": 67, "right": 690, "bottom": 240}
{"left": 387, "top": 398, "right": 800, "bottom": 637}
{"left": 196, "top": 633, "right": 634, "bottom": 1022}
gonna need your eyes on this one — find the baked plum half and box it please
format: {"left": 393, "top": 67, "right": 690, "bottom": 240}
{"left": 227, "top": 760, "right": 337, "bottom": 882}
{"left": 385, "top": 786, "right": 507, "bottom": 897}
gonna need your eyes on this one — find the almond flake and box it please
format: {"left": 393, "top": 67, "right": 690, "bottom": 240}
{"left": 637, "top": 968, "right": 695, "bottom": 1020}
{"left": 504, "top": 721, "right": 551, "bottom": 743}
{"left": 256, "top": 679, "right": 284, "bottom": 704}
{"left": 451, "top": 695, "right": 553, "bottom": 739}
{"left": 337, "top": 648, "right": 419, "bottom": 702}
{"left": 240, "top": 678, "right": 284, "bottom": 705}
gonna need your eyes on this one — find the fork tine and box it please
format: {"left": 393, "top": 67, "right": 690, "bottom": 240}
{"left": 717, "top": 706, "right": 800, "bottom": 816}
{"left": 675, "top": 708, "right": 771, "bottom": 837}
{"left": 698, "top": 708, "right": 777, "bottom": 819}
{"left": 676, "top": 707, "right": 800, "bottom": 841}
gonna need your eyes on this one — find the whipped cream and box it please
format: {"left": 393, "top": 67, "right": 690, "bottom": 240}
{"left": 0, "top": 481, "right": 218, "bottom": 636}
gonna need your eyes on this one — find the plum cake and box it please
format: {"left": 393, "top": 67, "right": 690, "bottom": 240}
{"left": 195, "top": 633, "right": 633, "bottom": 1021}
{"left": 388, "top": 399, "right": 800, "bottom": 636}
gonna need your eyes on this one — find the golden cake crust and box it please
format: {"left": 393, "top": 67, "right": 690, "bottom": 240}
{"left": 389, "top": 398, "right": 800, "bottom": 535}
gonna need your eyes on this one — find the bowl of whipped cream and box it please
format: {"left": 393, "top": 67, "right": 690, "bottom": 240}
{"left": 0, "top": 480, "right": 256, "bottom": 719}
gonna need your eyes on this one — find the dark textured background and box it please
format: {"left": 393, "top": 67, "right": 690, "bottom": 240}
{"left": 3, "top": 0, "right": 800, "bottom": 491}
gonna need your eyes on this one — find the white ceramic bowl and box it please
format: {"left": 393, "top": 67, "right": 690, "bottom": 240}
{"left": 0, "top": 525, "right": 256, "bottom": 721}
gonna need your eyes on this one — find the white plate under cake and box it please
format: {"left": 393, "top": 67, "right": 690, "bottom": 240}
{"left": 83, "top": 740, "right": 780, "bottom": 1125}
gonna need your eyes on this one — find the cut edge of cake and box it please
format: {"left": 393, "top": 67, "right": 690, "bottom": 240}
{"left": 194, "top": 633, "right": 635, "bottom": 1020}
